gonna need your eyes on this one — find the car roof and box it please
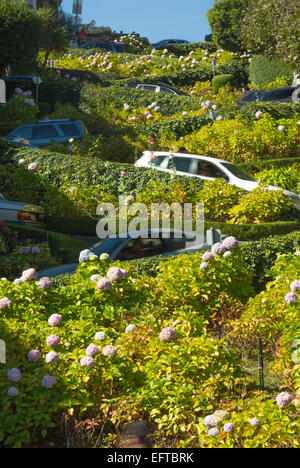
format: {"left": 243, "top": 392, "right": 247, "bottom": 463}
{"left": 142, "top": 151, "right": 229, "bottom": 165}
{"left": 11, "top": 119, "right": 82, "bottom": 128}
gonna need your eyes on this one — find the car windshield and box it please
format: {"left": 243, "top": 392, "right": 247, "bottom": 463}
{"left": 0, "top": 193, "right": 5, "bottom": 199}
{"left": 220, "top": 162, "right": 256, "bottom": 181}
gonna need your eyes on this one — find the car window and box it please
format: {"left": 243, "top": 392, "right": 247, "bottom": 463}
{"left": 197, "top": 161, "right": 227, "bottom": 179}
{"left": 32, "top": 125, "right": 58, "bottom": 138}
{"left": 59, "top": 123, "right": 81, "bottom": 137}
{"left": 261, "top": 89, "right": 293, "bottom": 101}
{"left": 169, "top": 157, "right": 193, "bottom": 173}
{"left": 159, "top": 86, "right": 175, "bottom": 94}
{"left": 151, "top": 155, "right": 169, "bottom": 168}
{"left": 11, "top": 127, "right": 33, "bottom": 139}
{"left": 220, "top": 162, "right": 255, "bottom": 181}
{"left": 116, "top": 237, "right": 169, "bottom": 260}
{"left": 140, "top": 85, "right": 156, "bottom": 91}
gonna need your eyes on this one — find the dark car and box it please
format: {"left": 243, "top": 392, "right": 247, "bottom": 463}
{"left": 6, "top": 119, "right": 85, "bottom": 148}
{"left": 152, "top": 39, "right": 190, "bottom": 49}
{"left": 78, "top": 42, "right": 124, "bottom": 52}
{"left": 124, "top": 82, "right": 190, "bottom": 97}
{"left": 238, "top": 86, "right": 299, "bottom": 106}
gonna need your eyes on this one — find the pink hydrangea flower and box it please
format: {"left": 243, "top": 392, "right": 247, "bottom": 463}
{"left": 107, "top": 267, "right": 124, "bottom": 281}
{"left": 290, "top": 280, "right": 300, "bottom": 292}
{"left": 102, "top": 345, "right": 118, "bottom": 357}
{"left": 223, "top": 422, "right": 234, "bottom": 433}
{"left": 27, "top": 350, "right": 42, "bottom": 362}
{"left": 120, "top": 170, "right": 126, "bottom": 177}
{"left": 80, "top": 356, "right": 95, "bottom": 367}
{"left": 0, "top": 297, "right": 12, "bottom": 310}
{"left": 45, "top": 351, "right": 60, "bottom": 364}
{"left": 21, "top": 268, "right": 37, "bottom": 281}
{"left": 28, "top": 162, "right": 38, "bottom": 171}
{"left": 159, "top": 327, "right": 176, "bottom": 342}
{"left": 285, "top": 292, "right": 298, "bottom": 304}
{"left": 255, "top": 111, "right": 263, "bottom": 118}
{"left": 7, "top": 368, "right": 22, "bottom": 382}
{"left": 200, "top": 262, "right": 208, "bottom": 270}
{"left": 278, "top": 125, "right": 285, "bottom": 132}
{"left": 48, "top": 314, "right": 62, "bottom": 327}
{"left": 276, "top": 392, "right": 293, "bottom": 408}
{"left": 202, "top": 252, "right": 214, "bottom": 261}
{"left": 46, "top": 334, "right": 60, "bottom": 347}
{"left": 97, "top": 277, "right": 112, "bottom": 291}
{"left": 222, "top": 236, "right": 239, "bottom": 250}
{"left": 85, "top": 344, "right": 99, "bottom": 356}
{"left": 41, "top": 375, "right": 57, "bottom": 388}
{"left": 90, "top": 274, "right": 101, "bottom": 282}
{"left": 37, "top": 277, "right": 53, "bottom": 289}
{"left": 208, "top": 428, "right": 219, "bottom": 436}
{"left": 211, "top": 243, "right": 226, "bottom": 255}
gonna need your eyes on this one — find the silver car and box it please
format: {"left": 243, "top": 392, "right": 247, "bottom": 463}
{"left": 0, "top": 193, "right": 44, "bottom": 227}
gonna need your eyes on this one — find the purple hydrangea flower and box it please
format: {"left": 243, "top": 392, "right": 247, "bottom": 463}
{"left": 18, "top": 246, "right": 31, "bottom": 254}
{"left": 107, "top": 267, "right": 124, "bottom": 281}
{"left": 27, "top": 350, "right": 42, "bottom": 362}
{"left": 290, "top": 280, "right": 300, "bottom": 292}
{"left": 37, "top": 277, "right": 53, "bottom": 289}
{"left": 97, "top": 277, "right": 112, "bottom": 291}
{"left": 204, "top": 415, "right": 216, "bottom": 429}
{"left": 7, "top": 368, "right": 22, "bottom": 382}
{"left": 250, "top": 417, "right": 260, "bottom": 426}
{"left": 90, "top": 274, "right": 101, "bottom": 282}
{"left": 211, "top": 242, "right": 226, "bottom": 255}
{"left": 200, "top": 262, "right": 208, "bottom": 270}
{"left": 0, "top": 297, "right": 12, "bottom": 310}
{"left": 7, "top": 386, "right": 19, "bottom": 397}
{"left": 31, "top": 246, "right": 40, "bottom": 254}
{"left": 120, "top": 268, "right": 128, "bottom": 279}
{"left": 46, "top": 334, "right": 60, "bottom": 347}
{"left": 14, "top": 87, "right": 23, "bottom": 94}
{"left": 85, "top": 344, "right": 99, "bottom": 356}
{"left": 285, "top": 292, "right": 298, "bottom": 304}
{"left": 45, "top": 351, "right": 60, "bottom": 364}
{"left": 222, "top": 236, "right": 239, "bottom": 250}
{"left": 223, "top": 422, "right": 234, "bottom": 433}
{"left": 159, "top": 327, "right": 176, "bottom": 342}
{"left": 41, "top": 375, "right": 57, "bottom": 388}
{"left": 208, "top": 428, "right": 219, "bottom": 436}
{"left": 80, "top": 356, "right": 95, "bottom": 367}
{"left": 276, "top": 392, "right": 293, "bottom": 408}
{"left": 79, "top": 249, "right": 93, "bottom": 263}
{"left": 48, "top": 314, "right": 62, "bottom": 327}
{"left": 102, "top": 345, "right": 118, "bottom": 357}
{"left": 202, "top": 251, "right": 214, "bottom": 261}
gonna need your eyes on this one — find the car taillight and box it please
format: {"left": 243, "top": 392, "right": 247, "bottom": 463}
{"left": 17, "top": 211, "right": 38, "bottom": 222}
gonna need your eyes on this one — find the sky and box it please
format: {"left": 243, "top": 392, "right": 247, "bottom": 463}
{"left": 61, "top": 0, "right": 215, "bottom": 43}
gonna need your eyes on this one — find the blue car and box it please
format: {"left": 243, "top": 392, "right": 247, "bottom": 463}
{"left": 6, "top": 119, "right": 85, "bottom": 148}
{"left": 37, "top": 228, "right": 223, "bottom": 279}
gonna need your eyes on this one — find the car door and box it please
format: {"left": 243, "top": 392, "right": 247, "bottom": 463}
{"left": 31, "top": 124, "right": 60, "bottom": 147}
{"left": 159, "top": 86, "right": 176, "bottom": 95}
{"left": 58, "top": 122, "right": 84, "bottom": 141}
{"left": 167, "top": 156, "right": 195, "bottom": 177}
{"left": 137, "top": 84, "right": 158, "bottom": 93}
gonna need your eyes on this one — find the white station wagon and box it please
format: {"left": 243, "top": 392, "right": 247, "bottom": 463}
{"left": 135, "top": 151, "right": 300, "bottom": 210}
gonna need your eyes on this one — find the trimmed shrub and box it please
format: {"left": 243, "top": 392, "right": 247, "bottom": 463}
{"left": 141, "top": 114, "right": 211, "bottom": 139}
{"left": 162, "top": 41, "right": 218, "bottom": 56}
{"left": 212, "top": 74, "right": 235, "bottom": 90}
{"left": 79, "top": 83, "right": 201, "bottom": 117}
{"left": 249, "top": 55, "right": 293, "bottom": 88}
{"left": 240, "top": 102, "right": 300, "bottom": 123}
{"left": 243, "top": 157, "right": 300, "bottom": 174}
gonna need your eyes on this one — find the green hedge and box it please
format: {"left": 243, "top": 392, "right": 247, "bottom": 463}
{"left": 159, "top": 41, "right": 218, "bottom": 56}
{"left": 9, "top": 147, "right": 204, "bottom": 197}
{"left": 126, "top": 230, "right": 300, "bottom": 291}
{"left": 249, "top": 55, "right": 293, "bottom": 87}
{"left": 141, "top": 114, "right": 211, "bottom": 139}
{"left": 243, "top": 157, "right": 300, "bottom": 173}
{"left": 79, "top": 83, "right": 202, "bottom": 116}
{"left": 51, "top": 68, "right": 119, "bottom": 86}
{"left": 240, "top": 102, "right": 300, "bottom": 123}
{"left": 5, "top": 224, "right": 86, "bottom": 264}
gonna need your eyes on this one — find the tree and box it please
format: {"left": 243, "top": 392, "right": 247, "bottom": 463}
{"left": 37, "top": 8, "right": 68, "bottom": 78}
{"left": 242, "top": 0, "right": 300, "bottom": 71}
{"left": 207, "top": 0, "right": 247, "bottom": 52}
{"left": 0, "top": 0, "right": 44, "bottom": 77}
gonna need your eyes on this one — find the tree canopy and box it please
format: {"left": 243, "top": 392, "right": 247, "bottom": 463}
{"left": 241, "top": 0, "right": 300, "bottom": 71}
{"left": 207, "top": 0, "right": 246, "bottom": 52}
{"left": 0, "top": 0, "right": 43, "bottom": 76}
